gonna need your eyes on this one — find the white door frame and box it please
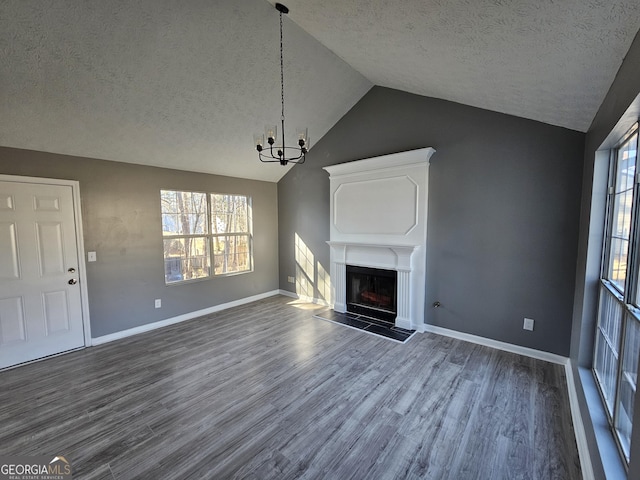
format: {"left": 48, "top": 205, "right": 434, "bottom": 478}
{"left": 0, "top": 174, "right": 92, "bottom": 346}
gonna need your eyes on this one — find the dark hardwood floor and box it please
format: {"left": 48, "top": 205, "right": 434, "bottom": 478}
{"left": 0, "top": 295, "right": 581, "bottom": 479}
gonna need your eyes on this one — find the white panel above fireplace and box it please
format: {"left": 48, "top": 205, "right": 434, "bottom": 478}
{"left": 334, "top": 176, "right": 418, "bottom": 235}
{"left": 324, "top": 147, "right": 435, "bottom": 331}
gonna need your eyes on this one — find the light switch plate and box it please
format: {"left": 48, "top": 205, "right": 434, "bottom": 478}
{"left": 87, "top": 251, "right": 97, "bottom": 262}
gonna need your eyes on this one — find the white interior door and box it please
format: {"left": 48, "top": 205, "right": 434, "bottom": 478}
{"left": 0, "top": 180, "right": 86, "bottom": 369}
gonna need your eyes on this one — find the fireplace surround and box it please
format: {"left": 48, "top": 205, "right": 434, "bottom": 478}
{"left": 324, "top": 147, "right": 435, "bottom": 331}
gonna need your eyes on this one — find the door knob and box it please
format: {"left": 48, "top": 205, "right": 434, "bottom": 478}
{"left": 68, "top": 267, "right": 76, "bottom": 273}
{"left": 68, "top": 279, "right": 78, "bottom": 285}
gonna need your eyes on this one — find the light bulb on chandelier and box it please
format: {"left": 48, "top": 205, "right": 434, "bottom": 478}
{"left": 254, "top": 3, "right": 308, "bottom": 166}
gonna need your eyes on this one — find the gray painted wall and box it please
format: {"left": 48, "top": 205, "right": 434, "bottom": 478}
{"left": 278, "top": 86, "right": 585, "bottom": 357}
{"left": 0, "top": 147, "right": 279, "bottom": 337}
{"left": 570, "top": 29, "right": 640, "bottom": 479}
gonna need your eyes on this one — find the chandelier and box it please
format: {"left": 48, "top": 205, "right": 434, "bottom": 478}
{"left": 254, "top": 3, "right": 308, "bottom": 166}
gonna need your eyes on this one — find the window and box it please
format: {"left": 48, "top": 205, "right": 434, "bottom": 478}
{"left": 593, "top": 125, "right": 639, "bottom": 464}
{"left": 211, "top": 194, "right": 252, "bottom": 275}
{"left": 161, "top": 190, "right": 252, "bottom": 284}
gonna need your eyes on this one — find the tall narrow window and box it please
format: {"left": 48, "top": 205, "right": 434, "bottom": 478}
{"left": 211, "top": 193, "right": 252, "bottom": 275}
{"left": 593, "top": 125, "right": 639, "bottom": 463}
{"left": 160, "top": 190, "right": 253, "bottom": 284}
{"left": 161, "top": 190, "right": 210, "bottom": 283}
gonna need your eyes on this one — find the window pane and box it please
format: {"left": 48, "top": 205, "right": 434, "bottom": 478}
{"left": 612, "top": 189, "right": 633, "bottom": 240}
{"left": 608, "top": 236, "right": 629, "bottom": 291}
{"left": 616, "top": 133, "right": 637, "bottom": 193}
{"left": 615, "top": 316, "right": 640, "bottom": 460}
{"left": 594, "top": 286, "right": 624, "bottom": 414}
{"left": 161, "top": 190, "right": 208, "bottom": 235}
{"left": 163, "top": 237, "right": 210, "bottom": 283}
{"left": 211, "top": 194, "right": 249, "bottom": 234}
{"left": 213, "top": 235, "right": 251, "bottom": 274}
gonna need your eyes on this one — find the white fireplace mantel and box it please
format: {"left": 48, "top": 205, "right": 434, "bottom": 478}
{"left": 324, "top": 147, "right": 435, "bottom": 331}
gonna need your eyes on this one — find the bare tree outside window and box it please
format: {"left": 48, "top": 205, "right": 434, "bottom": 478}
{"left": 160, "top": 190, "right": 252, "bottom": 283}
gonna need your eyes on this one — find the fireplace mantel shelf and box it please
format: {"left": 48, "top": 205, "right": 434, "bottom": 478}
{"left": 326, "top": 241, "right": 420, "bottom": 252}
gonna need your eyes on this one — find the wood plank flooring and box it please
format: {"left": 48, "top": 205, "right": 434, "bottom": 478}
{"left": 0, "top": 295, "right": 581, "bottom": 479}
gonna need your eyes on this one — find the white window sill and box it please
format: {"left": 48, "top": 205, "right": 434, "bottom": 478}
{"left": 578, "top": 367, "right": 627, "bottom": 479}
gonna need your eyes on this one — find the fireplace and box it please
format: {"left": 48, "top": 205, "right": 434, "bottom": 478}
{"left": 346, "top": 265, "right": 397, "bottom": 323}
{"left": 324, "top": 147, "right": 435, "bottom": 331}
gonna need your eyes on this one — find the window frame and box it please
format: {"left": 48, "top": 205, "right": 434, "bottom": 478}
{"left": 210, "top": 193, "right": 254, "bottom": 276}
{"left": 602, "top": 127, "right": 640, "bottom": 295}
{"left": 160, "top": 189, "right": 253, "bottom": 285}
{"left": 593, "top": 123, "right": 640, "bottom": 466}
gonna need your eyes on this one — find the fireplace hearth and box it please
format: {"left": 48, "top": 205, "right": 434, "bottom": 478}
{"left": 346, "top": 265, "right": 397, "bottom": 323}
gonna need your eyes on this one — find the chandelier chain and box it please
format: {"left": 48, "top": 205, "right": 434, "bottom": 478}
{"left": 280, "top": 11, "right": 285, "bottom": 122}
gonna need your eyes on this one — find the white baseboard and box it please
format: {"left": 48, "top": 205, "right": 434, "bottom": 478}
{"left": 278, "top": 289, "right": 332, "bottom": 307}
{"left": 278, "top": 289, "right": 298, "bottom": 299}
{"left": 564, "top": 361, "right": 595, "bottom": 480}
{"left": 92, "top": 290, "right": 281, "bottom": 346}
{"left": 422, "top": 324, "right": 568, "bottom": 365}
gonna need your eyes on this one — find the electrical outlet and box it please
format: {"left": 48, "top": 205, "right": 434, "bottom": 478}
{"left": 287, "top": 276, "right": 295, "bottom": 283}
{"left": 155, "top": 299, "right": 162, "bottom": 309}
{"left": 523, "top": 317, "right": 534, "bottom": 331}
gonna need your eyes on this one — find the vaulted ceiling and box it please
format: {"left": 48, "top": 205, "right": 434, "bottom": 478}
{"left": 1, "top": 0, "right": 639, "bottom": 182}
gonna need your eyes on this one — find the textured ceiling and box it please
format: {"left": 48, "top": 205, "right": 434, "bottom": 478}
{"left": 0, "top": 0, "right": 371, "bottom": 182}
{"left": 1, "top": 1, "right": 640, "bottom": 182}
{"left": 278, "top": 0, "right": 640, "bottom": 132}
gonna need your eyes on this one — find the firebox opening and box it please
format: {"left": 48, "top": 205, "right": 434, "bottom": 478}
{"left": 346, "top": 265, "right": 397, "bottom": 324}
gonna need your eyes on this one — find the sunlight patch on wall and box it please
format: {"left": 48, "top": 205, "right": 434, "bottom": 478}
{"left": 294, "top": 232, "right": 330, "bottom": 302}
{"left": 295, "top": 233, "right": 314, "bottom": 280}
{"left": 317, "top": 261, "right": 330, "bottom": 301}
{"left": 295, "top": 233, "right": 314, "bottom": 298}
{"left": 295, "top": 264, "right": 313, "bottom": 297}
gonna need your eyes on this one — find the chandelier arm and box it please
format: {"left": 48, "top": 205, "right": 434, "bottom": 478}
{"left": 259, "top": 147, "right": 306, "bottom": 164}
{"left": 259, "top": 151, "right": 280, "bottom": 163}
{"left": 291, "top": 152, "right": 305, "bottom": 163}
{"left": 260, "top": 151, "right": 281, "bottom": 163}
